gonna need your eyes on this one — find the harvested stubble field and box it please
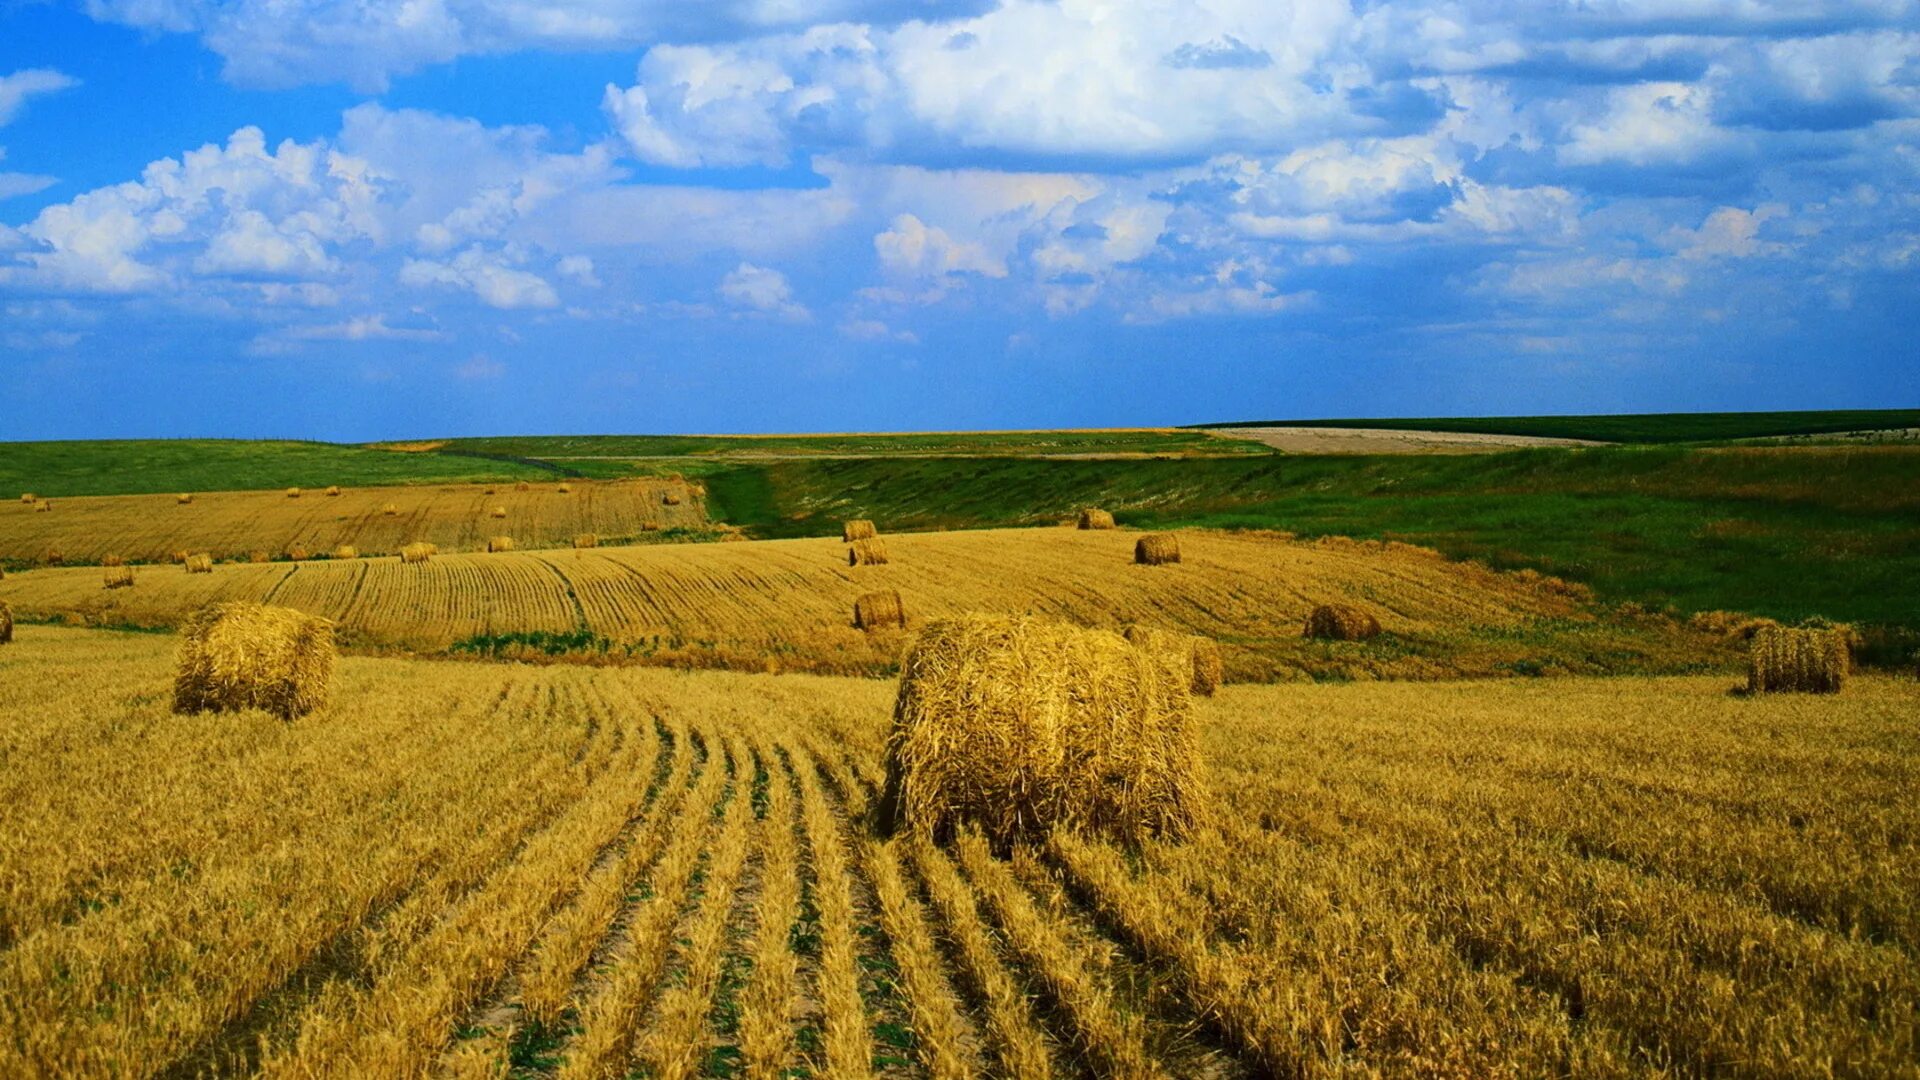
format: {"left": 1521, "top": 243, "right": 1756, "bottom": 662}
{"left": 0, "top": 625, "right": 1914, "bottom": 1079}
{"left": 0, "top": 477, "right": 708, "bottom": 566}
{"left": 0, "top": 527, "right": 1726, "bottom": 679}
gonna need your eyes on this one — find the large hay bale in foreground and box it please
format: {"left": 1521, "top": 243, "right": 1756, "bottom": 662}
{"left": 1305, "top": 604, "right": 1381, "bottom": 641}
{"left": 1078, "top": 508, "right": 1116, "bottom": 530}
{"left": 401, "top": 542, "right": 434, "bottom": 564}
{"left": 880, "top": 615, "right": 1207, "bottom": 849}
{"left": 842, "top": 519, "right": 877, "bottom": 542}
{"left": 1123, "top": 624, "right": 1223, "bottom": 696}
{"left": 173, "top": 602, "right": 334, "bottom": 720}
{"left": 103, "top": 565, "right": 134, "bottom": 589}
{"left": 854, "top": 590, "right": 906, "bottom": 631}
{"left": 0, "top": 602, "right": 11, "bottom": 643}
{"left": 1748, "top": 625, "right": 1848, "bottom": 694}
{"left": 848, "top": 539, "right": 889, "bottom": 566}
{"left": 184, "top": 553, "right": 214, "bottom": 575}
{"left": 1134, "top": 533, "right": 1180, "bottom": 565}
{"left": 487, "top": 536, "right": 515, "bottom": 553}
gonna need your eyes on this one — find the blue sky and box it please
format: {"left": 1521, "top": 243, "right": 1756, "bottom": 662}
{"left": 2, "top": 1, "right": 1916, "bottom": 440}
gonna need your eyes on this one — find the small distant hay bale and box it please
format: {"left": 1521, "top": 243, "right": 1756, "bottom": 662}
{"left": 103, "top": 565, "right": 134, "bottom": 590}
{"left": 879, "top": 615, "right": 1207, "bottom": 849}
{"left": 34, "top": 499, "right": 51, "bottom": 513}
{"left": 382, "top": 503, "right": 400, "bottom": 516}
{"left": 842, "top": 519, "right": 877, "bottom": 542}
{"left": 176, "top": 493, "right": 194, "bottom": 505}
{"left": 45, "top": 549, "right": 64, "bottom": 565}
{"left": 557, "top": 483, "right": 573, "bottom": 494}
{"left": 640, "top": 521, "right": 662, "bottom": 532}
{"left": 516, "top": 481, "right": 532, "bottom": 492}
{"left": 854, "top": 590, "right": 906, "bottom": 631}
{"left": 487, "top": 536, "right": 515, "bottom": 553}
{"left": 1124, "top": 624, "right": 1224, "bottom": 697}
{"left": 171, "top": 549, "right": 191, "bottom": 565}
{"left": 0, "top": 602, "right": 12, "bottom": 644}
{"left": 572, "top": 533, "right": 598, "bottom": 549}
{"left": 662, "top": 492, "right": 682, "bottom": 506}
{"left": 173, "top": 601, "right": 334, "bottom": 721}
{"left": 101, "top": 554, "right": 125, "bottom": 567}
{"left": 1078, "top": 508, "right": 1116, "bottom": 530}
{"left": 401, "top": 542, "right": 434, "bottom": 564}
{"left": 184, "top": 553, "right": 214, "bottom": 575}
{"left": 1305, "top": 604, "right": 1381, "bottom": 641}
{"left": 332, "top": 545, "right": 359, "bottom": 560}
{"left": 286, "top": 487, "right": 301, "bottom": 499}
{"left": 249, "top": 551, "right": 270, "bottom": 564}
{"left": 286, "top": 545, "right": 309, "bottom": 562}
{"left": 1134, "top": 533, "right": 1180, "bottom": 565}
{"left": 325, "top": 485, "right": 342, "bottom": 497}
{"left": 490, "top": 506, "right": 508, "bottom": 519}
{"left": 1688, "top": 610, "right": 1780, "bottom": 641}
{"left": 19, "top": 493, "right": 34, "bottom": 504}
{"left": 1748, "top": 625, "right": 1849, "bottom": 694}
{"left": 848, "top": 538, "right": 889, "bottom": 566}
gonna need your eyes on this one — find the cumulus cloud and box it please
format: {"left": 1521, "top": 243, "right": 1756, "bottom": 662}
{"left": 718, "top": 261, "right": 809, "bottom": 320}
{"left": 0, "top": 69, "right": 78, "bottom": 127}
{"left": 400, "top": 247, "right": 561, "bottom": 309}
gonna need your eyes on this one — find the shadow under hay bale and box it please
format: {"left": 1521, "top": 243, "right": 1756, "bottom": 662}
{"left": 848, "top": 538, "right": 889, "bottom": 566}
{"left": 1078, "top": 508, "right": 1116, "bottom": 530}
{"left": 0, "top": 602, "right": 11, "bottom": 644}
{"left": 1748, "top": 625, "right": 1848, "bottom": 694}
{"left": 103, "top": 566, "right": 134, "bottom": 590}
{"left": 842, "top": 519, "right": 877, "bottom": 542}
{"left": 401, "top": 542, "right": 433, "bottom": 564}
{"left": 487, "top": 536, "right": 515, "bottom": 553}
{"left": 854, "top": 589, "right": 906, "bottom": 631}
{"left": 1123, "top": 624, "right": 1224, "bottom": 696}
{"left": 184, "top": 554, "right": 214, "bottom": 575}
{"left": 1305, "top": 603, "right": 1381, "bottom": 641}
{"left": 879, "top": 614, "right": 1208, "bottom": 850}
{"left": 1134, "top": 533, "right": 1180, "bottom": 565}
{"left": 173, "top": 601, "right": 334, "bottom": 721}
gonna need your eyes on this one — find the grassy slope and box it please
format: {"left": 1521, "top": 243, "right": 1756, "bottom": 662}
{"left": 1192, "top": 409, "right": 1920, "bottom": 444}
{"left": 0, "top": 440, "right": 557, "bottom": 498}
{"left": 435, "top": 429, "right": 1268, "bottom": 459}
{"left": 703, "top": 447, "right": 1920, "bottom": 647}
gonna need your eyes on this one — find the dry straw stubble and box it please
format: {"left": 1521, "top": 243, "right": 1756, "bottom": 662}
{"left": 842, "top": 519, "right": 877, "bottom": 542}
{"left": 172, "top": 601, "right": 335, "bottom": 720}
{"left": 848, "top": 539, "right": 889, "bottom": 566}
{"left": 880, "top": 614, "right": 1208, "bottom": 849}
{"left": 853, "top": 589, "right": 906, "bottom": 631}
{"left": 1305, "top": 603, "right": 1382, "bottom": 641}
{"left": 1748, "top": 625, "right": 1849, "bottom": 694}
{"left": 1078, "top": 509, "right": 1116, "bottom": 530}
{"left": 1134, "top": 533, "right": 1180, "bottom": 565}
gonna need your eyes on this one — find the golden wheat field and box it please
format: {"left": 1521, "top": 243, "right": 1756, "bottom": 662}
{"left": 0, "top": 527, "right": 1721, "bottom": 678}
{"left": 0, "top": 477, "right": 709, "bottom": 565}
{"left": 0, "top": 625, "right": 1914, "bottom": 1079}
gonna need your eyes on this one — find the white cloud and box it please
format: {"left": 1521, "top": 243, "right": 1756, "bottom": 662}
{"left": 718, "top": 261, "right": 809, "bottom": 320}
{"left": 874, "top": 213, "right": 1003, "bottom": 278}
{"left": 0, "top": 69, "right": 78, "bottom": 127}
{"left": 556, "top": 254, "right": 601, "bottom": 286}
{"left": 456, "top": 352, "right": 507, "bottom": 379}
{"left": 839, "top": 317, "right": 917, "bottom": 343}
{"left": 1560, "top": 82, "right": 1728, "bottom": 167}
{"left": 400, "top": 246, "right": 561, "bottom": 309}
{"left": 1674, "top": 204, "right": 1790, "bottom": 260}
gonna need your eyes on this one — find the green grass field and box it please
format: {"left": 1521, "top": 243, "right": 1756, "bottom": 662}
{"left": 0, "top": 440, "right": 556, "bottom": 498}
{"left": 1193, "top": 408, "right": 1920, "bottom": 444}
{"left": 435, "top": 428, "right": 1266, "bottom": 460}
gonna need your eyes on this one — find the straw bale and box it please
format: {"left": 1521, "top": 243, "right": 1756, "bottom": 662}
{"left": 382, "top": 503, "right": 400, "bottom": 516}
{"left": 516, "top": 481, "right": 532, "bottom": 491}
{"left": 401, "top": 542, "right": 434, "bottom": 564}
{"left": 286, "top": 487, "right": 301, "bottom": 498}
{"left": 18, "top": 493, "right": 33, "bottom": 504}
{"left": 556, "top": 483, "right": 573, "bottom": 494}
{"left": 487, "top": 536, "right": 515, "bottom": 553}
{"left": 0, "top": 602, "right": 11, "bottom": 644}
{"left": 572, "top": 534, "right": 598, "bottom": 549}
{"left": 1078, "top": 508, "right": 1116, "bottom": 530}
{"left": 1304, "top": 604, "right": 1381, "bottom": 641}
{"left": 848, "top": 538, "right": 889, "bottom": 566}
{"left": 101, "top": 554, "right": 125, "bottom": 567}
{"left": 879, "top": 614, "right": 1207, "bottom": 849}
{"left": 491, "top": 506, "right": 508, "bottom": 519}
{"left": 176, "top": 493, "right": 194, "bottom": 505}
{"left": 1123, "top": 624, "right": 1224, "bottom": 696}
{"left": 172, "top": 601, "right": 334, "bottom": 720}
{"left": 842, "top": 519, "right": 877, "bottom": 542}
{"left": 325, "top": 486, "right": 342, "bottom": 497}
{"left": 854, "top": 590, "right": 906, "bottom": 631}
{"left": 249, "top": 551, "right": 270, "bottom": 564}
{"left": 286, "top": 545, "right": 309, "bottom": 562}
{"left": 34, "top": 500, "right": 51, "bottom": 513}
{"left": 184, "top": 553, "right": 214, "bottom": 574}
{"left": 1134, "top": 533, "right": 1180, "bottom": 565}
{"left": 663, "top": 492, "right": 682, "bottom": 506}
{"left": 1748, "top": 625, "right": 1849, "bottom": 694}
{"left": 103, "top": 565, "right": 134, "bottom": 590}
{"left": 332, "top": 545, "right": 359, "bottom": 561}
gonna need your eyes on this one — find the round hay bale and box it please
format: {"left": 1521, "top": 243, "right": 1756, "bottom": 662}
{"left": 1748, "top": 625, "right": 1848, "bottom": 694}
{"left": 171, "top": 549, "right": 191, "bottom": 565}
{"left": 1134, "top": 533, "right": 1180, "bottom": 565}
{"left": 0, "top": 601, "right": 12, "bottom": 644}
{"left": 880, "top": 615, "right": 1208, "bottom": 849}
{"left": 173, "top": 601, "right": 334, "bottom": 720}
{"left": 853, "top": 590, "right": 906, "bottom": 631}
{"left": 490, "top": 506, "right": 508, "bottom": 519}
{"left": 44, "top": 548, "right": 63, "bottom": 565}
{"left": 516, "top": 481, "right": 532, "bottom": 491}
{"left": 572, "top": 533, "right": 598, "bottom": 549}
{"left": 249, "top": 551, "right": 270, "bottom": 564}
{"left": 1078, "top": 508, "right": 1116, "bottom": 530}
{"left": 382, "top": 503, "right": 400, "bottom": 516}
{"left": 325, "top": 485, "right": 342, "bottom": 497}
{"left": 286, "top": 487, "right": 301, "bottom": 499}
{"left": 176, "top": 493, "right": 194, "bottom": 505}
{"left": 34, "top": 500, "right": 52, "bottom": 513}
{"left": 332, "top": 545, "right": 359, "bottom": 561}
{"left": 103, "top": 565, "right": 134, "bottom": 590}
{"left": 19, "top": 493, "right": 34, "bottom": 504}
{"left": 401, "top": 542, "right": 433, "bottom": 564}
{"left": 842, "top": 519, "right": 877, "bottom": 542}
{"left": 848, "top": 538, "right": 889, "bottom": 566}
{"left": 184, "top": 553, "right": 214, "bottom": 575}
{"left": 101, "top": 554, "right": 125, "bottom": 567}
{"left": 1123, "top": 624, "right": 1224, "bottom": 697}
{"left": 662, "top": 492, "right": 682, "bottom": 506}
{"left": 1304, "top": 604, "right": 1381, "bottom": 641}
{"left": 557, "top": 483, "right": 573, "bottom": 494}
{"left": 286, "top": 545, "right": 309, "bottom": 562}
{"left": 487, "top": 536, "right": 515, "bottom": 553}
